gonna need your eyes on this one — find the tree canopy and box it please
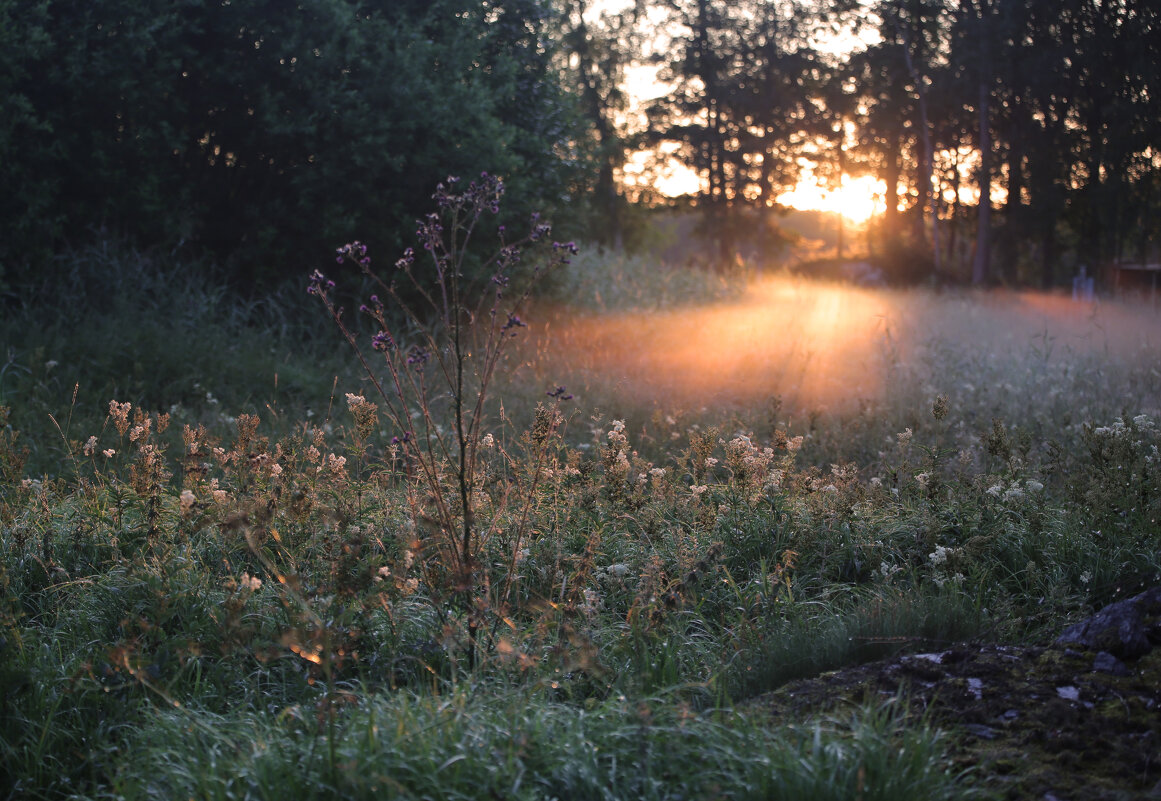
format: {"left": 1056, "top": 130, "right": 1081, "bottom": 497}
{"left": 0, "top": 0, "right": 580, "bottom": 288}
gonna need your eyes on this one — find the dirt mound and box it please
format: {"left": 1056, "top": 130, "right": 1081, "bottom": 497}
{"left": 747, "top": 591, "right": 1161, "bottom": 800}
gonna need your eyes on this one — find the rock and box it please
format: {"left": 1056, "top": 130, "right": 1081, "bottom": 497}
{"left": 1092, "top": 651, "right": 1130, "bottom": 676}
{"left": 964, "top": 723, "right": 998, "bottom": 740}
{"left": 1054, "top": 586, "right": 1161, "bottom": 660}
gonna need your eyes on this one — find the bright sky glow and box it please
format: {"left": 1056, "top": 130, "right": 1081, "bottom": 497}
{"left": 776, "top": 174, "right": 887, "bottom": 224}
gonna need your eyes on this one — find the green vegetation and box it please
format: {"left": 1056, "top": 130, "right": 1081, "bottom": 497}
{"left": 3, "top": 224, "right": 1160, "bottom": 798}
{"left": 0, "top": 0, "right": 576, "bottom": 287}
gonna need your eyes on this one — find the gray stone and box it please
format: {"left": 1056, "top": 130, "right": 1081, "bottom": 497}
{"left": 1055, "top": 586, "right": 1161, "bottom": 660}
{"left": 1092, "top": 651, "right": 1130, "bottom": 676}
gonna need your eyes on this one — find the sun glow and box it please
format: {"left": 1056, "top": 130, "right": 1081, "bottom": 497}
{"left": 775, "top": 174, "right": 886, "bottom": 224}
{"left": 520, "top": 277, "right": 1161, "bottom": 418}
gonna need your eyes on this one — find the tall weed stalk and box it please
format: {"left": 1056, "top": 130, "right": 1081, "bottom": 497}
{"left": 310, "top": 174, "right": 575, "bottom": 670}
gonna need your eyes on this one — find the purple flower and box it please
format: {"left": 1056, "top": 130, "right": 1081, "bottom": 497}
{"left": 307, "top": 269, "right": 329, "bottom": 295}
{"left": 501, "top": 313, "right": 527, "bottom": 334}
{"left": 406, "top": 347, "right": 430, "bottom": 370}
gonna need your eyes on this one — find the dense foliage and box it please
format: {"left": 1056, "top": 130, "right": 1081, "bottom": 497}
{"left": 0, "top": 0, "right": 578, "bottom": 288}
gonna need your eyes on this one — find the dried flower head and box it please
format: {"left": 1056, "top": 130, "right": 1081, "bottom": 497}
{"left": 932, "top": 394, "right": 950, "bottom": 420}
{"left": 109, "top": 400, "right": 132, "bottom": 436}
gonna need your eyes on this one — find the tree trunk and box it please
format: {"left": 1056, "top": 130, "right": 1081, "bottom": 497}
{"left": 972, "top": 77, "right": 992, "bottom": 284}
{"left": 898, "top": 12, "right": 940, "bottom": 273}
{"left": 883, "top": 134, "right": 902, "bottom": 248}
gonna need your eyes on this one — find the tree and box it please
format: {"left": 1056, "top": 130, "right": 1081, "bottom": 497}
{"left": 0, "top": 0, "right": 580, "bottom": 288}
{"left": 557, "top": 0, "right": 646, "bottom": 249}
{"left": 647, "top": 0, "right": 826, "bottom": 265}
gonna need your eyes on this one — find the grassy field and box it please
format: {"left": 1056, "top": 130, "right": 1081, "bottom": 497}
{"left": 2, "top": 238, "right": 1160, "bottom": 799}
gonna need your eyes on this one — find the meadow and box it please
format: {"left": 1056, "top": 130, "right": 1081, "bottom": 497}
{"left": 2, "top": 224, "right": 1160, "bottom": 799}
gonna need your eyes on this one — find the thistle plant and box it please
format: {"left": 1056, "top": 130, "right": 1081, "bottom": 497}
{"left": 309, "top": 174, "right": 576, "bottom": 669}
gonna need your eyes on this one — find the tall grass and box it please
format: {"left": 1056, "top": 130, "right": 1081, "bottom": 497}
{"left": 2, "top": 237, "right": 1159, "bottom": 799}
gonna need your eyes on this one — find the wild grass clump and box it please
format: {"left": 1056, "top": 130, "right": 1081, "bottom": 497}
{"left": 114, "top": 689, "right": 969, "bottom": 801}
{"left": 0, "top": 240, "right": 352, "bottom": 477}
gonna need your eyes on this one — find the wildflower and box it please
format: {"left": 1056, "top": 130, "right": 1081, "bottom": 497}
{"left": 1025, "top": 479, "right": 1044, "bottom": 492}
{"left": 1080, "top": 570, "right": 1092, "bottom": 585}
{"left": 481, "top": 433, "right": 495, "bottom": 448}
{"left": 610, "top": 420, "right": 625, "bottom": 435}
{"left": 1003, "top": 486, "right": 1024, "bottom": 501}
{"left": 932, "top": 394, "right": 949, "bottom": 420}
{"left": 501, "top": 313, "right": 527, "bottom": 334}
{"left": 269, "top": 462, "right": 283, "bottom": 477}
{"left": 306, "top": 269, "right": 335, "bottom": 295}
{"left": 787, "top": 435, "right": 804, "bottom": 452}
{"left": 929, "top": 545, "right": 951, "bottom": 565}
{"left": 109, "top": 400, "right": 132, "bottom": 435}
{"left": 83, "top": 436, "right": 98, "bottom": 456}
{"left": 581, "top": 588, "right": 601, "bottom": 616}
{"left": 102, "top": 448, "right": 116, "bottom": 458}
{"left": 21, "top": 478, "right": 42, "bottom": 491}
{"left": 650, "top": 467, "right": 666, "bottom": 478}
{"left": 986, "top": 483, "right": 1003, "bottom": 497}
{"left": 402, "top": 577, "right": 419, "bottom": 595}
{"left": 915, "top": 471, "right": 931, "bottom": 488}
{"left": 870, "top": 476, "right": 883, "bottom": 487}
{"left": 933, "top": 572, "right": 965, "bottom": 588}
{"left": 607, "top": 563, "right": 630, "bottom": 578}
{"left": 375, "top": 566, "right": 391, "bottom": 582}
{"left": 406, "top": 347, "right": 431, "bottom": 369}
{"left": 691, "top": 484, "right": 708, "bottom": 497}
{"left": 240, "top": 572, "right": 262, "bottom": 591}
{"left": 179, "top": 489, "right": 196, "bottom": 514}
{"left": 704, "top": 457, "right": 719, "bottom": 468}
{"left": 878, "top": 562, "right": 902, "bottom": 580}
{"left": 129, "top": 420, "right": 151, "bottom": 441}
{"left": 897, "top": 428, "right": 913, "bottom": 447}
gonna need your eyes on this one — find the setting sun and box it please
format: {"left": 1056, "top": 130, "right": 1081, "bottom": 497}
{"left": 775, "top": 174, "right": 886, "bottom": 224}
